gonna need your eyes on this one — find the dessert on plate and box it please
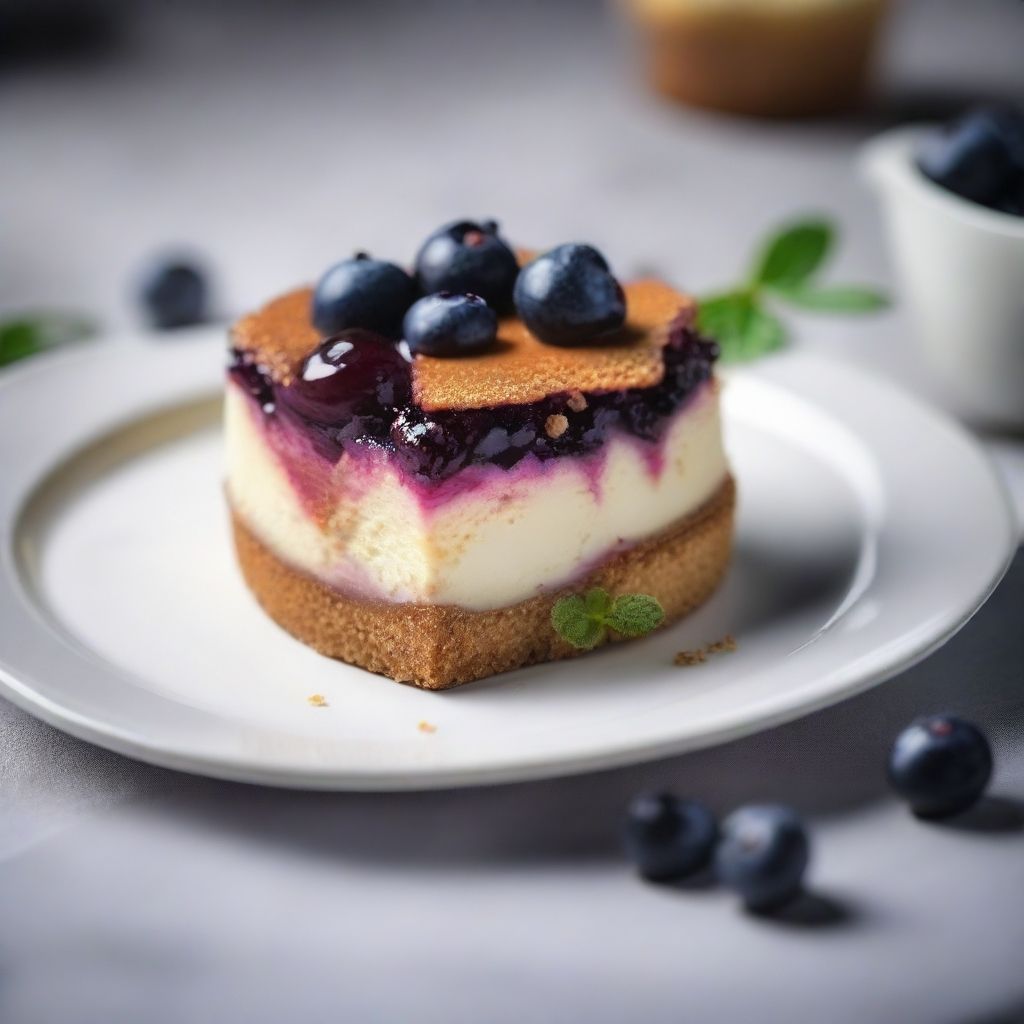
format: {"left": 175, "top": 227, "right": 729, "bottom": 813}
{"left": 627, "top": 0, "right": 889, "bottom": 118}
{"left": 226, "top": 221, "right": 734, "bottom": 689}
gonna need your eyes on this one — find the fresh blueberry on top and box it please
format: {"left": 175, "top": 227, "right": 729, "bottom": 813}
{"left": 513, "top": 243, "right": 626, "bottom": 347}
{"left": 887, "top": 715, "right": 993, "bottom": 819}
{"left": 279, "top": 328, "right": 410, "bottom": 427}
{"left": 714, "top": 805, "right": 809, "bottom": 913}
{"left": 623, "top": 793, "right": 718, "bottom": 882}
{"left": 415, "top": 219, "right": 518, "bottom": 309}
{"left": 138, "top": 257, "right": 208, "bottom": 329}
{"left": 414, "top": 220, "right": 519, "bottom": 310}
{"left": 919, "top": 106, "right": 1024, "bottom": 211}
{"left": 312, "top": 253, "right": 419, "bottom": 339}
{"left": 403, "top": 292, "right": 498, "bottom": 357}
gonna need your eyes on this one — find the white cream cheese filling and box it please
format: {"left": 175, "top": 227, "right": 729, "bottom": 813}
{"left": 225, "top": 382, "right": 729, "bottom": 611}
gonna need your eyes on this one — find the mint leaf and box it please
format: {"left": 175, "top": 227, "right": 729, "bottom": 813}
{"left": 551, "top": 594, "right": 607, "bottom": 650}
{"left": 696, "top": 291, "right": 752, "bottom": 359}
{"left": 698, "top": 292, "right": 785, "bottom": 363}
{"left": 753, "top": 220, "right": 833, "bottom": 289}
{"left": 700, "top": 215, "right": 887, "bottom": 364}
{"left": 773, "top": 285, "right": 889, "bottom": 313}
{"left": 606, "top": 594, "right": 665, "bottom": 637}
{"left": 737, "top": 306, "right": 785, "bottom": 361}
{"left": 0, "top": 322, "right": 45, "bottom": 367}
{"left": 583, "top": 587, "right": 612, "bottom": 619}
{"left": 552, "top": 588, "right": 665, "bottom": 648}
{"left": 0, "top": 314, "right": 95, "bottom": 368}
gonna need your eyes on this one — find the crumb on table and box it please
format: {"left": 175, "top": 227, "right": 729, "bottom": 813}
{"left": 417, "top": 720, "right": 438, "bottom": 734}
{"left": 674, "top": 633, "right": 736, "bottom": 667}
{"left": 307, "top": 693, "right": 329, "bottom": 707}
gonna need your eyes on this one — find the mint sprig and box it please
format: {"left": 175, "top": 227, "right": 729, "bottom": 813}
{"left": 551, "top": 587, "right": 665, "bottom": 650}
{"left": 698, "top": 218, "right": 888, "bottom": 362}
{"left": 0, "top": 314, "right": 95, "bottom": 369}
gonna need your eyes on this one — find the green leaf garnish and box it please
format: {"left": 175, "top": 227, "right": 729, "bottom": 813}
{"left": 698, "top": 216, "right": 888, "bottom": 363}
{"left": 583, "top": 587, "right": 613, "bottom": 619}
{"left": 770, "top": 285, "right": 889, "bottom": 313}
{"left": 551, "top": 594, "right": 607, "bottom": 650}
{"left": 0, "top": 314, "right": 95, "bottom": 369}
{"left": 551, "top": 587, "right": 665, "bottom": 650}
{"left": 698, "top": 292, "right": 786, "bottom": 362}
{"left": 752, "top": 219, "right": 833, "bottom": 289}
{"left": 605, "top": 594, "right": 665, "bottom": 637}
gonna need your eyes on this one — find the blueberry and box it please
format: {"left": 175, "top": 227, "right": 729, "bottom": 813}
{"left": 623, "top": 793, "right": 718, "bottom": 882}
{"left": 714, "top": 805, "right": 809, "bottom": 912}
{"left": 919, "top": 106, "right": 1024, "bottom": 210}
{"left": 403, "top": 292, "right": 498, "bottom": 357}
{"left": 279, "top": 329, "right": 410, "bottom": 428}
{"left": 312, "top": 254, "right": 419, "bottom": 339}
{"left": 887, "top": 715, "right": 992, "bottom": 819}
{"left": 414, "top": 220, "right": 519, "bottom": 310}
{"left": 138, "top": 258, "right": 208, "bottom": 329}
{"left": 994, "top": 179, "right": 1024, "bottom": 218}
{"left": 513, "top": 243, "right": 626, "bottom": 347}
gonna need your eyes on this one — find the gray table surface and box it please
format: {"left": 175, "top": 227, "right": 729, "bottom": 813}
{"left": 2, "top": 2, "right": 1023, "bottom": 1021}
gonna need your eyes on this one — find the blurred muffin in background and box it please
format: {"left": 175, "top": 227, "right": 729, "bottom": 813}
{"left": 628, "top": 0, "right": 889, "bottom": 117}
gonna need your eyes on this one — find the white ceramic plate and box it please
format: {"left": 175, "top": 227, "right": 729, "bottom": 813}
{"left": 0, "top": 332, "right": 1015, "bottom": 789}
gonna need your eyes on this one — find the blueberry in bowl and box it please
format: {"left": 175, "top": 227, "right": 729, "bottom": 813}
{"left": 714, "top": 804, "right": 810, "bottom": 913}
{"left": 887, "top": 714, "right": 993, "bottom": 819}
{"left": 918, "top": 105, "right": 1024, "bottom": 215}
{"left": 403, "top": 292, "right": 497, "bottom": 357}
{"left": 312, "top": 253, "right": 419, "bottom": 339}
{"left": 623, "top": 793, "right": 718, "bottom": 882}
{"left": 514, "top": 244, "right": 626, "bottom": 347}
{"left": 863, "top": 120, "right": 1024, "bottom": 427}
{"left": 138, "top": 256, "right": 209, "bottom": 330}
{"left": 414, "top": 220, "right": 519, "bottom": 310}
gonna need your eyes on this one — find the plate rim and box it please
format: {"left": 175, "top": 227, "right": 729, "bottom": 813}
{"left": 0, "top": 334, "right": 1017, "bottom": 790}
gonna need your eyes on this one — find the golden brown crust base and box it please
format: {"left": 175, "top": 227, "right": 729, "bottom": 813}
{"left": 230, "top": 476, "right": 735, "bottom": 690}
{"left": 230, "top": 280, "right": 696, "bottom": 410}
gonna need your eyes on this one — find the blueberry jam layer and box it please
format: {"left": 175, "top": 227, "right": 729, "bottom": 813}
{"left": 228, "top": 316, "right": 718, "bottom": 484}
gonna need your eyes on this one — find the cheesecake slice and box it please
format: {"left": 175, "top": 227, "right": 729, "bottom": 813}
{"left": 226, "top": 269, "right": 734, "bottom": 689}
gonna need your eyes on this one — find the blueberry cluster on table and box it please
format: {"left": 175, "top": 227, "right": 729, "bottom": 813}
{"left": 625, "top": 714, "right": 993, "bottom": 915}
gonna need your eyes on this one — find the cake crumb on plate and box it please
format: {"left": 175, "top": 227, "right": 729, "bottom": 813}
{"left": 307, "top": 693, "right": 329, "bottom": 707}
{"left": 674, "top": 634, "right": 736, "bottom": 667}
{"left": 418, "top": 720, "right": 438, "bottom": 734}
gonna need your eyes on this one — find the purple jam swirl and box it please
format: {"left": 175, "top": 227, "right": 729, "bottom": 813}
{"left": 229, "top": 315, "right": 718, "bottom": 483}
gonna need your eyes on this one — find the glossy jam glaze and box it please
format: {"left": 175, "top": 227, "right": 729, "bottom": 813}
{"left": 228, "top": 313, "right": 718, "bottom": 485}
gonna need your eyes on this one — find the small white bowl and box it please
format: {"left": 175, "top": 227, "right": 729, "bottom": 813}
{"left": 863, "top": 127, "right": 1024, "bottom": 429}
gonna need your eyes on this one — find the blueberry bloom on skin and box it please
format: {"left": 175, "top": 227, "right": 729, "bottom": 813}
{"left": 888, "top": 715, "right": 993, "bottom": 819}
{"left": 514, "top": 244, "right": 626, "bottom": 347}
{"left": 312, "top": 253, "right": 419, "bottom": 339}
{"left": 623, "top": 793, "right": 718, "bottom": 882}
{"left": 139, "top": 258, "right": 209, "bottom": 329}
{"left": 402, "top": 292, "right": 497, "bottom": 357}
{"left": 414, "top": 219, "right": 519, "bottom": 310}
{"left": 714, "top": 804, "right": 810, "bottom": 913}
